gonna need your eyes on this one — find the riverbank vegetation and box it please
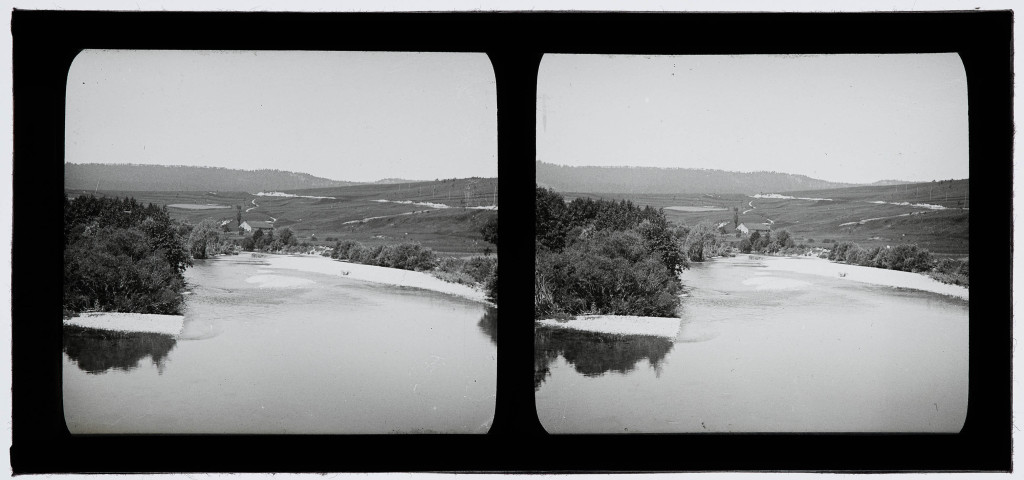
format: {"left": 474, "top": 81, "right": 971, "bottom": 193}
{"left": 535, "top": 187, "right": 690, "bottom": 319}
{"left": 64, "top": 195, "right": 192, "bottom": 317}
{"left": 823, "top": 241, "right": 968, "bottom": 287}
{"left": 322, "top": 239, "right": 498, "bottom": 304}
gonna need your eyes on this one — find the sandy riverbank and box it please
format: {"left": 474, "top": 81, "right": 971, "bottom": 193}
{"left": 260, "top": 254, "right": 492, "bottom": 305}
{"left": 753, "top": 254, "right": 969, "bottom": 301}
{"left": 64, "top": 312, "right": 185, "bottom": 335}
{"left": 536, "top": 315, "right": 682, "bottom": 339}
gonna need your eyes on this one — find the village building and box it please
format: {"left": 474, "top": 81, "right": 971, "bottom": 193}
{"left": 239, "top": 220, "right": 275, "bottom": 233}
{"left": 736, "top": 220, "right": 771, "bottom": 236}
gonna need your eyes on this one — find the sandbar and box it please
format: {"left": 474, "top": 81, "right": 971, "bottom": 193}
{"left": 64, "top": 312, "right": 185, "bottom": 336}
{"left": 536, "top": 315, "right": 681, "bottom": 339}
{"left": 260, "top": 254, "right": 491, "bottom": 305}
{"left": 753, "top": 254, "right": 968, "bottom": 300}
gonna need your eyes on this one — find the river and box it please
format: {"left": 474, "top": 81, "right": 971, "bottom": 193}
{"left": 535, "top": 254, "right": 968, "bottom": 433}
{"left": 63, "top": 255, "right": 497, "bottom": 434}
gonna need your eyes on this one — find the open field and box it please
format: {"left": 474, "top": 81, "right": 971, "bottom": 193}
{"left": 66, "top": 177, "right": 498, "bottom": 256}
{"left": 561, "top": 179, "right": 968, "bottom": 257}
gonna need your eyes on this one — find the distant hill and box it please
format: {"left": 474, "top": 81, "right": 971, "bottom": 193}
{"left": 373, "top": 178, "right": 423, "bottom": 185}
{"left": 64, "top": 163, "right": 363, "bottom": 192}
{"left": 867, "top": 179, "right": 915, "bottom": 186}
{"left": 537, "top": 161, "right": 858, "bottom": 194}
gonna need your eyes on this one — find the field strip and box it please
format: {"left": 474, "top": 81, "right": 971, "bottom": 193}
{"left": 255, "top": 191, "right": 336, "bottom": 200}
{"left": 839, "top": 211, "right": 928, "bottom": 227}
{"left": 342, "top": 209, "right": 433, "bottom": 225}
{"left": 167, "top": 203, "right": 231, "bottom": 210}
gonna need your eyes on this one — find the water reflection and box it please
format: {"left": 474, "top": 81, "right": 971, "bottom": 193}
{"left": 477, "top": 307, "right": 497, "bottom": 345}
{"left": 534, "top": 326, "right": 675, "bottom": 390}
{"left": 63, "top": 326, "right": 177, "bottom": 374}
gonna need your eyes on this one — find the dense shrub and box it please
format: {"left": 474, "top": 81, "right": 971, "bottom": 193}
{"left": 682, "top": 221, "right": 719, "bottom": 262}
{"left": 873, "top": 244, "right": 934, "bottom": 272}
{"left": 534, "top": 187, "right": 689, "bottom": 319}
{"left": 536, "top": 229, "right": 681, "bottom": 318}
{"left": 432, "top": 255, "right": 496, "bottom": 286}
{"left": 484, "top": 261, "right": 498, "bottom": 304}
{"left": 826, "top": 240, "right": 939, "bottom": 274}
{"left": 929, "top": 258, "right": 970, "bottom": 287}
{"left": 738, "top": 238, "right": 753, "bottom": 254}
{"left": 64, "top": 195, "right": 191, "bottom": 316}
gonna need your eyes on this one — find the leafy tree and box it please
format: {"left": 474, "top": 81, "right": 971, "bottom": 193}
{"left": 241, "top": 234, "right": 256, "bottom": 252}
{"left": 186, "top": 218, "right": 221, "bottom": 259}
{"left": 480, "top": 214, "right": 499, "bottom": 245}
{"left": 536, "top": 187, "right": 569, "bottom": 251}
{"left": 774, "top": 229, "right": 795, "bottom": 248}
{"left": 738, "top": 238, "right": 753, "bottom": 254}
{"left": 683, "top": 221, "right": 720, "bottom": 262}
{"left": 278, "top": 227, "right": 295, "bottom": 246}
{"left": 251, "top": 228, "right": 265, "bottom": 249}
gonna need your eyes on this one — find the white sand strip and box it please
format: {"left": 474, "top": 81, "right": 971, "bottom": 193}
{"left": 260, "top": 254, "right": 491, "bottom": 304}
{"left": 537, "top": 315, "right": 682, "bottom": 339}
{"left": 755, "top": 254, "right": 969, "bottom": 300}
{"left": 64, "top": 312, "right": 185, "bottom": 336}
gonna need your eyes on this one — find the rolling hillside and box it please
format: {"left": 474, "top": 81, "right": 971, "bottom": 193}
{"left": 65, "top": 177, "right": 498, "bottom": 256}
{"left": 537, "top": 161, "right": 857, "bottom": 194}
{"left": 561, "top": 179, "right": 969, "bottom": 256}
{"left": 64, "top": 163, "right": 363, "bottom": 192}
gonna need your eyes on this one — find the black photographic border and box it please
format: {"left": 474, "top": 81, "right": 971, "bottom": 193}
{"left": 12, "top": 9, "right": 1012, "bottom": 473}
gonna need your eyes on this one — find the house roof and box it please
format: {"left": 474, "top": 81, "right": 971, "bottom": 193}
{"left": 244, "top": 220, "right": 274, "bottom": 229}
{"left": 739, "top": 222, "right": 771, "bottom": 231}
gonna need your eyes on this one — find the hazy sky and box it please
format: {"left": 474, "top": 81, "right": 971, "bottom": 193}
{"left": 537, "top": 53, "right": 968, "bottom": 184}
{"left": 66, "top": 50, "right": 497, "bottom": 182}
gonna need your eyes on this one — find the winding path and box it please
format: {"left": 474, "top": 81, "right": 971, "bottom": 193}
{"left": 742, "top": 199, "right": 774, "bottom": 225}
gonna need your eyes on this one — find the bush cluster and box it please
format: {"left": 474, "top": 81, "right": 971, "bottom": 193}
{"left": 535, "top": 187, "right": 685, "bottom": 319}
{"left": 739, "top": 229, "right": 796, "bottom": 254}
{"left": 326, "top": 239, "right": 498, "bottom": 304}
{"left": 929, "top": 257, "right": 970, "bottom": 287}
{"left": 64, "top": 195, "right": 191, "bottom": 316}
{"left": 240, "top": 227, "right": 297, "bottom": 253}
{"left": 827, "top": 241, "right": 935, "bottom": 273}
{"left": 327, "top": 240, "right": 438, "bottom": 272}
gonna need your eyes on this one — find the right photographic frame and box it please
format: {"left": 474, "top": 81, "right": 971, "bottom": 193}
{"left": 534, "top": 53, "right": 971, "bottom": 434}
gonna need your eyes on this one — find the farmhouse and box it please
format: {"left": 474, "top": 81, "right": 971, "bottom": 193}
{"left": 240, "top": 220, "right": 274, "bottom": 233}
{"left": 737, "top": 222, "right": 771, "bottom": 236}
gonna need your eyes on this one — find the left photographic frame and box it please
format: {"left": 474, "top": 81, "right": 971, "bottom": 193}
{"left": 61, "top": 49, "right": 499, "bottom": 434}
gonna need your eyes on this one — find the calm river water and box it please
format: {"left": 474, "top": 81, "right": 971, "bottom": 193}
{"left": 63, "top": 255, "right": 497, "bottom": 434}
{"left": 535, "top": 255, "right": 968, "bottom": 433}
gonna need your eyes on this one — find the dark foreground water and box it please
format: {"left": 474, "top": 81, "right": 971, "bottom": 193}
{"left": 535, "top": 255, "right": 968, "bottom": 433}
{"left": 63, "top": 255, "right": 497, "bottom": 434}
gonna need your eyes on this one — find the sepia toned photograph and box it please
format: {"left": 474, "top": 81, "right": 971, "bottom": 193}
{"left": 61, "top": 50, "right": 498, "bottom": 434}
{"left": 534, "top": 53, "right": 970, "bottom": 433}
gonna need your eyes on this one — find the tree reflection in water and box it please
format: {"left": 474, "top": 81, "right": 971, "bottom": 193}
{"left": 63, "top": 325, "right": 177, "bottom": 374}
{"left": 476, "top": 306, "right": 497, "bottom": 345}
{"left": 534, "top": 325, "right": 675, "bottom": 390}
